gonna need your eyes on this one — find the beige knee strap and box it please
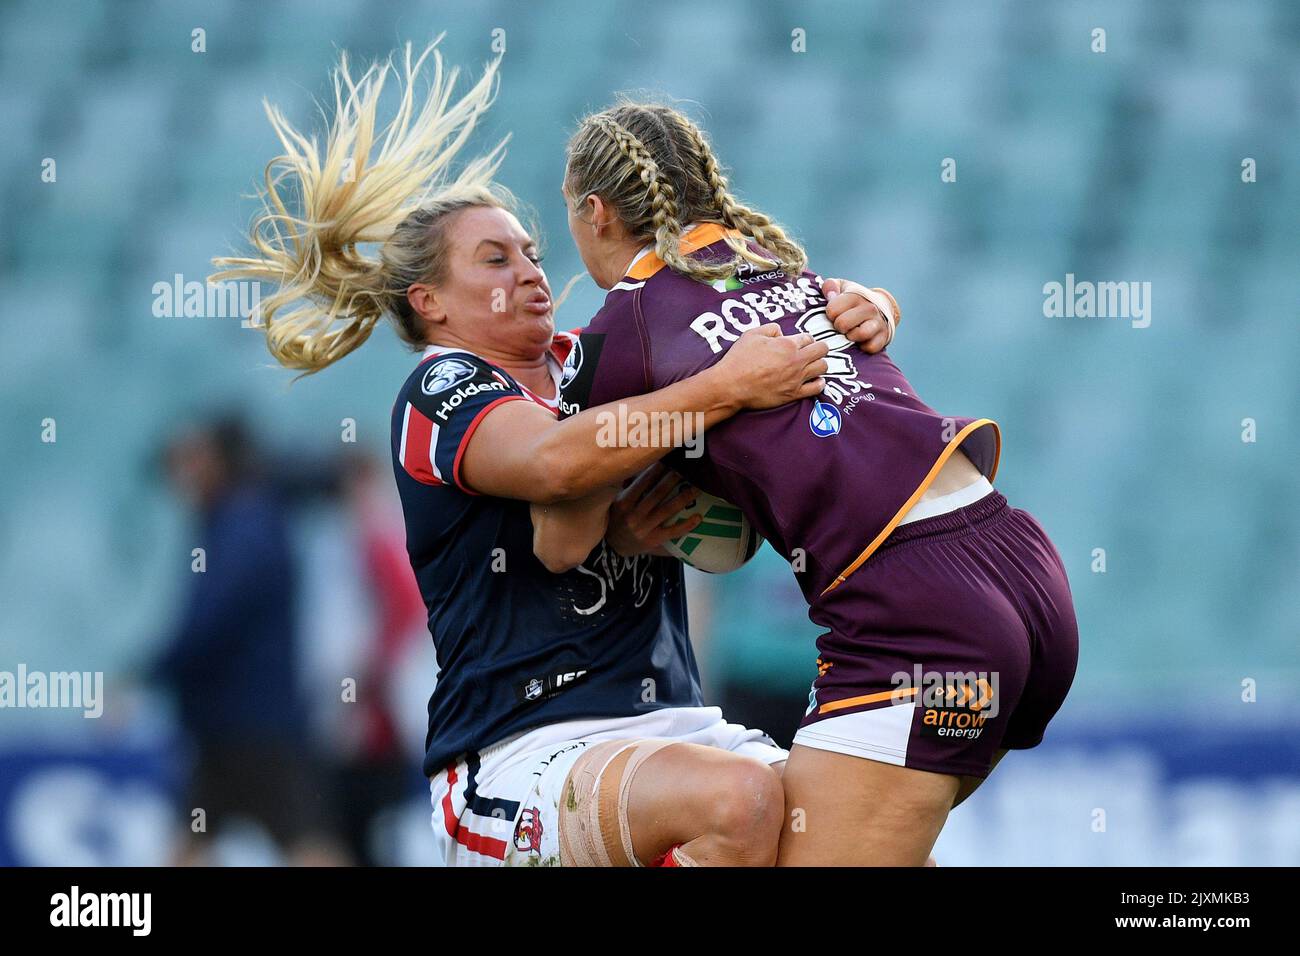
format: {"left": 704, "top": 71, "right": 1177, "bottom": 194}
{"left": 667, "top": 845, "right": 699, "bottom": 867}
{"left": 558, "top": 737, "right": 676, "bottom": 867}
{"left": 557, "top": 739, "right": 632, "bottom": 867}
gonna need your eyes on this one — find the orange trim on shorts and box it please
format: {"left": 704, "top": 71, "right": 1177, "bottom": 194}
{"left": 626, "top": 222, "right": 743, "bottom": 280}
{"left": 818, "top": 685, "right": 919, "bottom": 716}
{"left": 819, "top": 419, "right": 1002, "bottom": 597}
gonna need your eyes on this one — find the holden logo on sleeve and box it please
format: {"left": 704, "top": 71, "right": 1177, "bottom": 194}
{"left": 422, "top": 358, "right": 477, "bottom": 395}
{"left": 809, "top": 400, "right": 841, "bottom": 438}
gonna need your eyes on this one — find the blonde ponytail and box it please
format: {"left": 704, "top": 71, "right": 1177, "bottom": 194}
{"left": 211, "top": 38, "right": 509, "bottom": 374}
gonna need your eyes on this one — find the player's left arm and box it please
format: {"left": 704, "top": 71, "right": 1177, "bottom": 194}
{"left": 821, "top": 278, "right": 901, "bottom": 353}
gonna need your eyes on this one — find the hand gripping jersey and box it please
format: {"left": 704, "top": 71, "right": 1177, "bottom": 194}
{"left": 558, "top": 223, "right": 1002, "bottom": 608}
{"left": 391, "top": 334, "right": 703, "bottom": 778}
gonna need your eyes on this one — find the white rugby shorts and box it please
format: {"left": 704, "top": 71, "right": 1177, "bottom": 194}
{"left": 429, "top": 706, "right": 785, "bottom": 867}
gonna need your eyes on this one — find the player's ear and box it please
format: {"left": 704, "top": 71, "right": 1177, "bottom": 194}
{"left": 587, "top": 193, "right": 610, "bottom": 237}
{"left": 408, "top": 283, "right": 447, "bottom": 326}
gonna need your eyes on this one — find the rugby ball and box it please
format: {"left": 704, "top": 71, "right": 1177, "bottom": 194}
{"left": 662, "top": 492, "right": 764, "bottom": 573}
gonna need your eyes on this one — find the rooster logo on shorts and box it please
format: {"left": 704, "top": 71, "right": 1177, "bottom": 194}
{"left": 513, "top": 806, "right": 544, "bottom": 853}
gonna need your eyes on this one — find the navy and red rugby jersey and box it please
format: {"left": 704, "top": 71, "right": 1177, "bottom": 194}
{"left": 390, "top": 332, "right": 703, "bottom": 777}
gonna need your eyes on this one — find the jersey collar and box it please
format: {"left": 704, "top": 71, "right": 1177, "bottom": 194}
{"left": 624, "top": 221, "right": 744, "bottom": 281}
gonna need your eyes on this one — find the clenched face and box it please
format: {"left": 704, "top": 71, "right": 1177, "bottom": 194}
{"left": 423, "top": 205, "right": 554, "bottom": 360}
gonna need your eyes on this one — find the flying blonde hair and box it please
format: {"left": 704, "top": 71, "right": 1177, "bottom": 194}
{"left": 564, "top": 99, "right": 808, "bottom": 283}
{"left": 211, "top": 38, "right": 511, "bottom": 374}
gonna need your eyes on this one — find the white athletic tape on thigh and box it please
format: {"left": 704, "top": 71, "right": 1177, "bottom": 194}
{"left": 558, "top": 739, "right": 634, "bottom": 866}
{"left": 614, "top": 739, "right": 676, "bottom": 867}
{"left": 557, "top": 737, "right": 676, "bottom": 867}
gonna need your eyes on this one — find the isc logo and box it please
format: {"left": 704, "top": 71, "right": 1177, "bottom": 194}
{"left": 516, "top": 669, "right": 591, "bottom": 704}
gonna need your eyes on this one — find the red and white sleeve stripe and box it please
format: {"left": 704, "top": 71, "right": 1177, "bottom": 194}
{"left": 398, "top": 401, "right": 444, "bottom": 486}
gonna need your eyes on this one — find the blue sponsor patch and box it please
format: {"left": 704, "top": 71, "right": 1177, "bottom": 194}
{"left": 809, "top": 400, "right": 841, "bottom": 437}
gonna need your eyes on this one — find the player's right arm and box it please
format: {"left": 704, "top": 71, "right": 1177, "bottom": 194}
{"left": 530, "top": 465, "right": 700, "bottom": 573}
{"left": 529, "top": 485, "right": 618, "bottom": 574}
{"left": 460, "top": 326, "right": 827, "bottom": 503}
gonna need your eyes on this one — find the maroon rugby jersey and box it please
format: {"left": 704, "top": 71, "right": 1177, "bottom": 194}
{"left": 558, "top": 222, "right": 1001, "bottom": 605}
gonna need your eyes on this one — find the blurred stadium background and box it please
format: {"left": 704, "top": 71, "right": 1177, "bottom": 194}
{"left": 1, "top": 0, "right": 1297, "bottom": 865}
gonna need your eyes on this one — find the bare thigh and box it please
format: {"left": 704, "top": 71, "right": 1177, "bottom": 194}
{"left": 953, "top": 749, "right": 1007, "bottom": 809}
{"left": 624, "top": 742, "right": 785, "bottom": 866}
{"left": 777, "top": 744, "right": 959, "bottom": 866}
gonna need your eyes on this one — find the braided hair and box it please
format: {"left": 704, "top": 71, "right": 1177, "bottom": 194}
{"left": 564, "top": 100, "right": 807, "bottom": 283}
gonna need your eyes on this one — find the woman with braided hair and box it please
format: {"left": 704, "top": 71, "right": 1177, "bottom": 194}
{"left": 553, "top": 100, "right": 1079, "bottom": 866}
{"left": 214, "top": 41, "right": 897, "bottom": 867}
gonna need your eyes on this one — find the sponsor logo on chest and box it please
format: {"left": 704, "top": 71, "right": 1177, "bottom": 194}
{"left": 516, "top": 669, "right": 591, "bottom": 704}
